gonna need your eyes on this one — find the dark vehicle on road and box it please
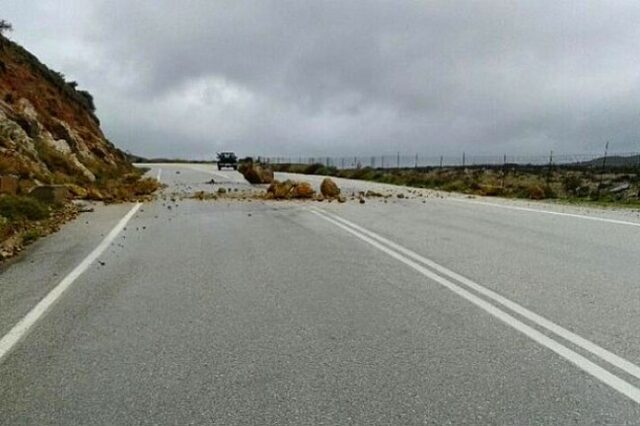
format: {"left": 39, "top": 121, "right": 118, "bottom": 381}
{"left": 216, "top": 152, "right": 238, "bottom": 170}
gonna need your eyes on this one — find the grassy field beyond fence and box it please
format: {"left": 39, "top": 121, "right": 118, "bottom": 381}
{"left": 270, "top": 162, "right": 640, "bottom": 206}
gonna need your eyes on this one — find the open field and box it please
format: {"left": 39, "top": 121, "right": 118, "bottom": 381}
{"left": 271, "top": 162, "right": 640, "bottom": 207}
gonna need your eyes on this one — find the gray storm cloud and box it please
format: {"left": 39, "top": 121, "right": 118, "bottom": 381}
{"left": 3, "top": 1, "right": 640, "bottom": 158}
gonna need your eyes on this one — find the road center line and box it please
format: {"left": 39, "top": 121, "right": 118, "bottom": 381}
{"left": 0, "top": 202, "right": 142, "bottom": 364}
{"left": 446, "top": 197, "right": 640, "bottom": 228}
{"left": 315, "top": 207, "right": 640, "bottom": 382}
{"left": 308, "top": 207, "right": 640, "bottom": 404}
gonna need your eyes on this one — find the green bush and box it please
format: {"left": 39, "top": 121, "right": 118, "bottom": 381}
{"left": 304, "top": 163, "right": 326, "bottom": 174}
{"left": 0, "top": 195, "right": 50, "bottom": 221}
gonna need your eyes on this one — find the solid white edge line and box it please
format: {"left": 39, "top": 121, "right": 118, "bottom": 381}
{"left": 446, "top": 197, "right": 640, "bottom": 228}
{"left": 315, "top": 207, "right": 640, "bottom": 382}
{"left": 0, "top": 202, "right": 142, "bottom": 363}
{"left": 308, "top": 208, "right": 640, "bottom": 404}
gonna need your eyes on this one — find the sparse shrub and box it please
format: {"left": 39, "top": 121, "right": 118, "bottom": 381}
{"left": 543, "top": 185, "right": 556, "bottom": 199}
{"left": 442, "top": 179, "right": 468, "bottom": 193}
{"left": 22, "top": 228, "right": 42, "bottom": 244}
{"left": 0, "top": 195, "right": 49, "bottom": 221}
{"left": 0, "top": 20, "right": 13, "bottom": 35}
{"left": 562, "top": 175, "right": 582, "bottom": 195}
{"left": 0, "top": 156, "right": 34, "bottom": 178}
{"left": 351, "top": 167, "right": 375, "bottom": 180}
{"left": 526, "top": 185, "right": 545, "bottom": 200}
{"left": 304, "top": 163, "right": 326, "bottom": 174}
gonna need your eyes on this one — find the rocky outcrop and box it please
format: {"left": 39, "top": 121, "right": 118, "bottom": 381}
{"left": 0, "top": 34, "right": 133, "bottom": 191}
{"left": 0, "top": 34, "right": 158, "bottom": 260}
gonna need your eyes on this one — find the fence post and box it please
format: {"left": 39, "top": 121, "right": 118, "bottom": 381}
{"left": 502, "top": 153, "right": 507, "bottom": 188}
{"left": 601, "top": 141, "right": 609, "bottom": 173}
{"left": 415, "top": 153, "right": 418, "bottom": 168}
{"left": 397, "top": 151, "right": 400, "bottom": 168}
{"left": 462, "top": 152, "right": 466, "bottom": 167}
{"left": 381, "top": 156, "right": 384, "bottom": 169}
{"left": 440, "top": 156, "right": 443, "bottom": 168}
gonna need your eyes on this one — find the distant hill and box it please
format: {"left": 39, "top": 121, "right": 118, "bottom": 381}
{"left": 576, "top": 155, "right": 640, "bottom": 168}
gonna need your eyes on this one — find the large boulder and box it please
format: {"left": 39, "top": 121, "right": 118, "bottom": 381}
{"left": 320, "top": 178, "right": 340, "bottom": 198}
{"left": 267, "top": 180, "right": 315, "bottom": 199}
{"left": 291, "top": 181, "right": 315, "bottom": 199}
{"left": 239, "top": 162, "right": 274, "bottom": 184}
{"left": 267, "top": 180, "right": 294, "bottom": 199}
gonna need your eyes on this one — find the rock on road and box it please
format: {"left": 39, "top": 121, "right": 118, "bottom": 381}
{"left": 1, "top": 163, "right": 640, "bottom": 424}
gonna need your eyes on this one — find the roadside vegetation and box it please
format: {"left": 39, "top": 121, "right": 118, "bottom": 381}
{"left": 271, "top": 162, "right": 640, "bottom": 207}
{"left": 0, "top": 166, "right": 161, "bottom": 260}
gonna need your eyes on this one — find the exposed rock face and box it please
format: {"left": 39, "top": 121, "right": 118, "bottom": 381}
{"left": 238, "top": 162, "right": 274, "bottom": 184}
{"left": 0, "top": 34, "right": 133, "bottom": 190}
{"left": 320, "top": 178, "right": 340, "bottom": 198}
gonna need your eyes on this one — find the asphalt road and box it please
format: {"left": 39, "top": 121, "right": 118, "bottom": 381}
{"left": 1, "top": 163, "right": 640, "bottom": 424}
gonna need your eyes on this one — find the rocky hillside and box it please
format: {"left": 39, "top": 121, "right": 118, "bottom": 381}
{"left": 0, "top": 33, "right": 158, "bottom": 259}
{"left": 0, "top": 33, "right": 137, "bottom": 192}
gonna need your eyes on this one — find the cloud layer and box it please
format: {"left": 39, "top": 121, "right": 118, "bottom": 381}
{"left": 4, "top": 1, "right": 640, "bottom": 158}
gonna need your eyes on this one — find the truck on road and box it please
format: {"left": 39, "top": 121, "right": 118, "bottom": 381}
{"left": 216, "top": 152, "right": 238, "bottom": 170}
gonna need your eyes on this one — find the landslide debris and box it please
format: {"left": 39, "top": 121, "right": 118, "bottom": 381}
{"left": 320, "top": 178, "right": 340, "bottom": 198}
{"left": 238, "top": 161, "right": 274, "bottom": 184}
{"left": 267, "top": 180, "right": 315, "bottom": 199}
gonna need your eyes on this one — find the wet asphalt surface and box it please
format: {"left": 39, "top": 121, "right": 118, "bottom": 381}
{"left": 1, "top": 164, "right": 640, "bottom": 424}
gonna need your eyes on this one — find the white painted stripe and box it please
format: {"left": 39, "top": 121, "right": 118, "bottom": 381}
{"left": 309, "top": 208, "right": 640, "bottom": 404}
{"left": 156, "top": 168, "right": 162, "bottom": 182}
{"left": 447, "top": 197, "right": 640, "bottom": 228}
{"left": 0, "top": 203, "right": 142, "bottom": 363}
{"left": 315, "top": 207, "right": 640, "bottom": 382}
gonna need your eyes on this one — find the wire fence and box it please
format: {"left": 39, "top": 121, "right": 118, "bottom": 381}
{"left": 262, "top": 152, "right": 640, "bottom": 170}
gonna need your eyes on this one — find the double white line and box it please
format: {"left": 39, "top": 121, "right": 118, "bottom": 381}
{"left": 308, "top": 206, "right": 640, "bottom": 404}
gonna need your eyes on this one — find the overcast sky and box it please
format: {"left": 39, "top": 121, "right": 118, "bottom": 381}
{"left": 3, "top": 1, "right": 640, "bottom": 159}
